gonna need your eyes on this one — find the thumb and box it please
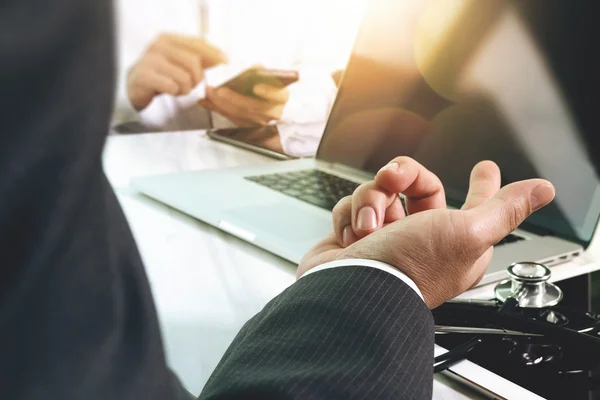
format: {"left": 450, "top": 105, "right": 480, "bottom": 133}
{"left": 467, "top": 179, "right": 555, "bottom": 247}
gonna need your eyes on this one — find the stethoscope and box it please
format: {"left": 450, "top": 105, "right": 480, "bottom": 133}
{"left": 433, "top": 262, "right": 600, "bottom": 373}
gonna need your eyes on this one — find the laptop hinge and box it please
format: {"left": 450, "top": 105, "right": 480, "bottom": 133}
{"left": 315, "top": 161, "right": 374, "bottom": 183}
{"left": 520, "top": 222, "right": 554, "bottom": 237}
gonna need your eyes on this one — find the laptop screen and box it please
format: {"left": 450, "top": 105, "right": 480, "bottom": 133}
{"left": 317, "top": 0, "right": 600, "bottom": 245}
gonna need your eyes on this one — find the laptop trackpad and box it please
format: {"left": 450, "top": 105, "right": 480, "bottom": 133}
{"left": 223, "top": 202, "right": 331, "bottom": 242}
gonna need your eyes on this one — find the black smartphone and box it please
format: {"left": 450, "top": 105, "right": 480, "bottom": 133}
{"left": 207, "top": 124, "right": 323, "bottom": 160}
{"left": 220, "top": 67, "right": 299, "bottom": 98}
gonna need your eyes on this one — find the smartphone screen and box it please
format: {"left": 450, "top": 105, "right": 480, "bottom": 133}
{"left": 207, "top": 123, "right": 324, "bottom": 160}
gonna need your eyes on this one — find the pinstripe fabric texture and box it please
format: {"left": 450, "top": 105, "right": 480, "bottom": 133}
{"left": 200, "top": 266, "right": 434, "bottom": 399}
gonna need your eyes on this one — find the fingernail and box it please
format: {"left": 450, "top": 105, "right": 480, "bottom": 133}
{"left": 378, "top": 162, "right": 398, "bottom": 173}
{"left": 531, "top": 183, "right": 555, "bottom": 211}
{"left": 357, "top": 207, "right": 377, "bottom": 231}
{"left": 342, "top": 225, "right": 352, "bottom": 247}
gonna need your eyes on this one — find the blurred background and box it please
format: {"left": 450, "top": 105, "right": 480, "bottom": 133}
{"left": 112, "top": 0, "right": 368, "bottom": 126}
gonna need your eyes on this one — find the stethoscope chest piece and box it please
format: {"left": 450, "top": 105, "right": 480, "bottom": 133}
{"left": 494, "top": 262, "right": 563, "bottom": 308}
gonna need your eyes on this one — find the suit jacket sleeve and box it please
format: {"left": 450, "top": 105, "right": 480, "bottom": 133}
{"left": 200, "top": 266, "right": 434, "bottom": 399}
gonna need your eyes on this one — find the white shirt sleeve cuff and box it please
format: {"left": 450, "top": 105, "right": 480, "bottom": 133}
{"left": 299, "top": 259, "right": 424, "bottom": 302}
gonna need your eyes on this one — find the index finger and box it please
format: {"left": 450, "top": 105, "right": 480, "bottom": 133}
{"left": 461, "top": 160, "right": 501, "bottom": 210}
{"left": 375, "top": 157, "right": 446, "bottom": 214}
{"left": 168, "top": 34, "right": 228, "bottom": 67}
{"left": 253, "top": 83, "right": 290, "bottom": 104}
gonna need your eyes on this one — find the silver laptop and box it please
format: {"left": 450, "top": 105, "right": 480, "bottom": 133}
{"left": 133, "top": 0, "right": 600, "bottom": 286}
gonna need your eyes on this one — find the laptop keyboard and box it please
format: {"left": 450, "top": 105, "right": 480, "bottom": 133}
{"left": 246, "top": 169, "right": 360, "bottom": 211}
{"left": 247, "top": 169, "right": 527, "bottom": 246}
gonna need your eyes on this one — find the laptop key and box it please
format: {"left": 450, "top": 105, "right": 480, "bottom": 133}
{"left": 299, "top": 194, "right": 336, "bottom": 210}
{"left": 283, "top": 188, "right": 304, "bottom": 197}
{"left": 302, "top": 188, "right": 319, "bottom": 196}
{"left": 245, "top": 170, "right": 360, "bottom": 211}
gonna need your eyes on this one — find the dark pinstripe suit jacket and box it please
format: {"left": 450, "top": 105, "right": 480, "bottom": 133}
{"left": 200, "top": 266, "right": 434, "bottom": 399}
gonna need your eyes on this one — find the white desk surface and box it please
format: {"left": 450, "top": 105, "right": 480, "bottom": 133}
{"left": 103, "top": 130, "right": 597, "bottom": 398}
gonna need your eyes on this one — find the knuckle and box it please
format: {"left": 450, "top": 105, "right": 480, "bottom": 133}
{"left": 333, "top": 196, "right": 352, "bottom": 212}
{"left": 178, "top": 53, "right": 193, "bottom": 68}
{"left": 353, "top": 181, "right": 370, "bottom": 197}
{"left": 392, "top": 155, "right": 415, "bottom": 166}
{"left": 168, "top": 81, "right": 179, "bottom": 94}
{"left": 506, "top": 198, "right": 529, "bottom": 229}
{"left": 182, "top": 73, "right": 193, "bottom": 88}
{"left": 157, "top": 33, "right": 171, "bottom": 44}
{"left": 151, "top": 35, "right": 168, "bottom": 51}
{"left": 147, "top": 52, "right": 163, "bottom": 63}
{"left": 183, "top": 55, "right": 200, "bottom": 75}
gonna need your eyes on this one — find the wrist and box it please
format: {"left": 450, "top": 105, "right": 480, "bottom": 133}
{"left": 334, "top": 247, "right": 437, "bottom": 308}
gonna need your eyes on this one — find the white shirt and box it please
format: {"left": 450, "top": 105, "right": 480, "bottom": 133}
{"left": 113, "top": 0, "right": 366, "bottom": 130}
{"left": 301, "top": 259, "right": 424, "bottom": 302}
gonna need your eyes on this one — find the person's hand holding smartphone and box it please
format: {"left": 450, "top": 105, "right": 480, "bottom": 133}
{"left": 127, "top": 33, "right": 228, "bottom": 111}
{"left": 198, "top": 67, "right": 298, "bottom": 127}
